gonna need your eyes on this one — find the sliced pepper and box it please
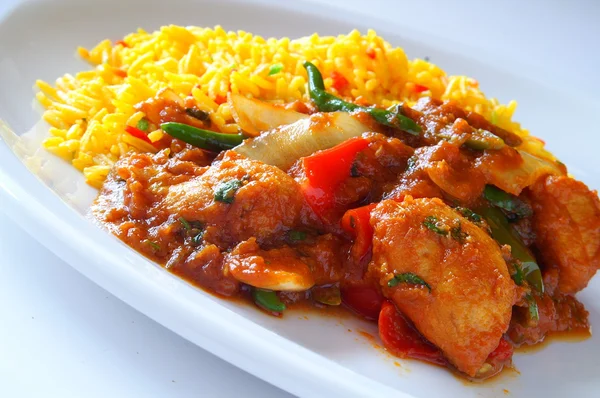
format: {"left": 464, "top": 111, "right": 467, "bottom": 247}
{"left": 378, "top": 300, "right": 446, "bottom": 365}
{"left": 479, "top": 206, "right": 544, "bottom": 293}
{"left": 303, "top": 61, "right": 421, "bottom": 135}
{"left": 161, "top": 122, "right": 244, "bottom": 152}
{"left": 341, "top": 203, "right": 377, "bottom": 261}
{"left": 302, "top": 136, "right": 370, "bottom": 217}
{"left": 252, "top": 289, "right": 286, "bottom": 313}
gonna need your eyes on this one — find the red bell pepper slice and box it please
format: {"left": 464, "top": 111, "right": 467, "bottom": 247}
{"left": 378, "top": 300, "right": 446, "bottom": 366}
{"left": 331, "top": 71, "right": 349, "bottom": 92}
{"left": 341, "top": 203, "right": 377, "bottom": 261}
{"left": 413, "top": 84, "right": 429, "bottom": 93}
{"left": 125, "top": 125, "right": 152, "bottom": 144}
{"left": 301, "top": 137, "right": 369, "bottom": 218}
{"left": 341, "top": 284, "right": 383, "bottom": 321}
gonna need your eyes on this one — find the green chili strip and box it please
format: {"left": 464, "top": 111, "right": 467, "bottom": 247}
{"left": 484, "top": 185, "right": 533, "bottom": 219}
{"left": 303, "top": 61, "right": 421, "bottom": 135}
{"left": 388, "top": 272, "right": 431, "bottom": 292}
{"left": 479, "top": 206, "right": 544, "bottom": 293}
{"left": 161, "top": 122, "right": 244, "bottom": 152}
{"left": 252, "top": 289, "right": 286, "bottom": 312}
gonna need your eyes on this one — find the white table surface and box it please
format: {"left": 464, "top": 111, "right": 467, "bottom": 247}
{"left": 1, "top": 1, "right": 598, "bottom": 397}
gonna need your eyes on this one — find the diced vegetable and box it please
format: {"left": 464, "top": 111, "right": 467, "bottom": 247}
{"left": 479, "top": 149, "right": 564, "bottom": 196}
{"left": 136, "top": 118, "right": 150, "bottom": 132}
{"left": 125, "top": 125, "right": 152, "bottom": 144}
{"left": 478, "top": 206, "right": 544, "bottom": 293}
{"left": 341, "top": 203, "right": 377, "bottom": 261}
{"left": 233, "top": 112, "right": 373, "bottom": 170}
{"left": 228, "top": 93, "right": 307, "bottom": 137}
{"left": 303, "top": 61, "right": 421, "bottom": 135}
{"left": 252, "top": 289, "right": 286, "bottom": 313}
{"left": 268, "top": 63, "right": 283, "bottom": 75}
{"left": 387, "top": 272, "right": 432, "bottom": 292}
{"left": 301, "top": 137, "right": 370, "bottom": 217}
{"left": 484, "top": 185, "right": 532, "bottom": 219}
{"left": 161, "top": 122, "right": 244, "bottom": 152}
{"left": 214, "top": 179, "right": 242, "bottom": 204}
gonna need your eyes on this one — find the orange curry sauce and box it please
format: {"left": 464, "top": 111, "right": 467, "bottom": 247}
{"left": 91, "top": 96, "right": 598, "bottom": 380}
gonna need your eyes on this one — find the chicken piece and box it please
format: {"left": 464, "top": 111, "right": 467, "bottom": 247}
{"left": 370, "top": 198, "right": 517, "bottom": 377}
{"left": 226, "top": 238, "right": 315, "bottom": 291}
{"left": 164, "top": 151, "right": 303, "bottom": 245}
{"left": 529, "top": 175, "right": 600, "bottom": 294}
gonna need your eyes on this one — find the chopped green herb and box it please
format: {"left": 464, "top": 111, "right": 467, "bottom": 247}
{"left": 456, "top": 206, "right": 482, "bottom": 223}
{"left": 510, "top": 261, "right": 525, "bottom": 285}
{"left": 268, "top": 63, "right": 283, "bottom": 75}
{"left": 136, "top": 118, "right": 149, "bottom": 132}
{"left": 185, "top": 108, "right": 210, "bottom": 121}
{"left": 423, "top": 216, "right": 448, "bottom": 236}
{"left": 252, "top": 289, "right": 286, "bottom": 312}
{"left": 143, "top": 239, "right": 160, "bottom": 251}
{"left": 288, "top": 230, "right": 307, "bottom": 242}
{"left": 214, "top": 179, "right": 242, "bottom": 204}
{"left": 484, "top": 185, "right": 533, "bottom": 219}
{"left": 526, "top": 294, "right": 539, "bottom": 322}
{"left": 388, "top": 272, "right": 431, "bottom": 292}
{"left": 179, "top": 217, "right": 191, "bottom": 231}
{"left": 450, "top": 222, "right": 468, "bottom": 243}
{"left": 192, "top": 232, "right": 204, "bottom": 246}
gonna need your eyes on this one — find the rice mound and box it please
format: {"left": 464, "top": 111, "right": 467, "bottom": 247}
{"left": 35, "top": 25, "right": 549, "bottom": 188}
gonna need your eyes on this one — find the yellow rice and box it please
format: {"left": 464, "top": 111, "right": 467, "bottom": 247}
{"left": 36, "top": 25, "right": 550, "bottom": 188}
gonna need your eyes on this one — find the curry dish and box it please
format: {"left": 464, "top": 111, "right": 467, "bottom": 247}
{"left": 36, "top": 27, "right": 599, "bottom": 381}
{"left": 90, "top": 62, "right": 599, "bottom": 380}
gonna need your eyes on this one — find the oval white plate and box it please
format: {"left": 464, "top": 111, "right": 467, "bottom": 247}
{"left": 0, "top": 0, "right": 599, "bottom": 397}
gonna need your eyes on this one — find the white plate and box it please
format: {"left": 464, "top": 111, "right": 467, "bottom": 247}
{"left": 1, "top": 0, "right": 599, "bottom": 397}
